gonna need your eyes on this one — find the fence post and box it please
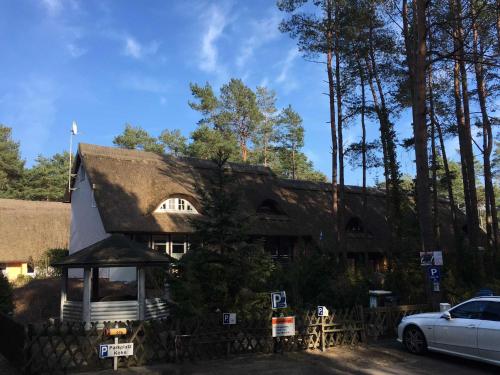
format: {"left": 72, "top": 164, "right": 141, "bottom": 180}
{"left": 320, "top": 315, "right": 325, "bottom": 352}
{"left": 358, "top": 305, "right": 367, "bottom": 343}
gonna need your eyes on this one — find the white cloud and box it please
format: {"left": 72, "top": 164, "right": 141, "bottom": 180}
{"left": 276, "top": 48, "right": 299, "bottom": 83}
{"left": 41, "top": 0, "right": 63, "bottom": 16}
{"left": 121, "top": 74, "right": 169, "bottom": 93}
{"left": 67, "top": 43, "right": 86, "bottom": 58}
{"left": 123, "top": 36, "right": 160, "bottom": 59}
{"left": 236, "top": 13, "right": 281, "bottom": 68}
{"left": 199, "top": 4, "right": 229, "bottom": 73}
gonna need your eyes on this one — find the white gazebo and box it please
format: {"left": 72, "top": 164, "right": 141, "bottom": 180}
{"left": 52, "top": 234, "right": 172, "bottom": 328}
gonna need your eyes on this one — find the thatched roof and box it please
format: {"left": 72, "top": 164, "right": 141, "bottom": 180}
{"left": 72, "top": 143, "right": 460, "bottom": 253}
{"left": 52, "top": 234, "right": 172, "bottom": 268}
{"left": 0, "top": 199, "right": 70, "bottom": 262}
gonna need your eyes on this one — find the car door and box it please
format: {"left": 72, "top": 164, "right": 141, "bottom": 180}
{"left": 433, "top": 300, "right": 487, "bottom": 356}
{"left": 478, "top": 301, "right": 500, "bottom": 362}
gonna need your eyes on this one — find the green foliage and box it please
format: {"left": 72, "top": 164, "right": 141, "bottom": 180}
{"left": 158, "top": 129, "right": 188, "bottom": 156}
{"left": 0, "top": 272, "right": 13, "bottom": 314}
{"left": 170, "top": 153, "right": 274, "bottom": 317}
{"left": 35, "top": 248, "right": 69, "bottom": 278}
{"left": 20, "top": 152, "right": 70, "bottom": 201}
{"left": 0, "top": 124, "right": 25, "bottom": 198}
{"left": 188, "top": 124, "right": 241, "bottom": 161}
{"left": 113, "top": 124, "right": 164, "bottom": 154}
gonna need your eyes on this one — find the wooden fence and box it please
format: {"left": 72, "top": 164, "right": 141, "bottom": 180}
{"left": 0, "top": 304, "right": 429, "bottom": 374}
{"left": 364, "top": 304, "right": 429, "bottom": 339}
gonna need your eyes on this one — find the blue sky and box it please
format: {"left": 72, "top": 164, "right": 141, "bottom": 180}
{"left": 0, "top": 0, "right": 465, "bottom": 186}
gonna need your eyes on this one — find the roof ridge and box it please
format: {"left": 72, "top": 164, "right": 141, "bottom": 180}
{"left": 78, "top": 143, "right": 274, "bottom": 175}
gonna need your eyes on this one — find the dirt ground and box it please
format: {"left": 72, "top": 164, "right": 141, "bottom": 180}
{"left": 72, "top": 340, "right": 498, "bottom": 375}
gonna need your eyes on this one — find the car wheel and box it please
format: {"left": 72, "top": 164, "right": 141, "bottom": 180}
{"left": 403, "top": 325, "right": 427, "bottom": 355}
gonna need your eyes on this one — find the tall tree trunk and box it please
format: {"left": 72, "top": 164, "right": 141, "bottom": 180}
{"left": 335, "top": 43, "right": 345, "bottom": 256}
{"left": 413, "top": 0, "right": 435, "bottom": 253}
{"left": 327, "top": 50, "right": 338, "bottom": 245}
{"left": 326, "top": 1, "right": 338, "bottom": 248}
{"left": 358, "top": 60, "right": 368, "bottom": 214}
{"left": 365, "top": 56, "right": 390, "bottom": 194}
{"left": 429, "top": 69, "right": 440, "bottom": 247}
{"left": 472, "top": 1, "right": 498, "bottom": 252}
{"left": 436, "top": 114, "right": 460, "bottom": 247}
{"left": 292, "top": 146, "right": 296, "bottom": 179}
{"left": 454, "top": 0, "right": 481, "bottom": 253}
{"left": 427, "top": 14, "right": 440, "bottom": 248}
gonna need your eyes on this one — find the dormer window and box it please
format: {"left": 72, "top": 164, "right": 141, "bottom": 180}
{"left": 346, "top": 217, "right": 364, "bottom": 233}
{"left": 155, "top": 198, "right": 198, "bottom": 213}
{"left": 257, "top": 199, "right": 285, "bottom": 216}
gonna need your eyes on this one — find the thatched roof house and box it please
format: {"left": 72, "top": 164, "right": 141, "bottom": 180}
{"left": 69, "top": 143, "right": 460, "bottom": 280}
{"left": 0, "top": 199, "right": 70, "bottom": 280}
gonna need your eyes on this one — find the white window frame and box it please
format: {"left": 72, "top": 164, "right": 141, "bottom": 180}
{"left": 155, "top": 198, "right": 198, "bottom": 214}
{"left": 149, "top": 234, "right": 190, "bottom": 259}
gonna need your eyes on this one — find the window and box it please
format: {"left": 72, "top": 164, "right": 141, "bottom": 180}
{"left": 482, "top": 302, "right": 500, "bottom": 322}
{"left": 27, "top": 259, "right": 35, "bottom": 275}
{"left": 450, "top": 301, "right": 488, "bottom": 319}
{"left": 152, "top": 235, "right": 168, "bottom": 254}
{"left": 264, "top": 236, "right": 293, "bottom": 262}
{"left": 257, "top": 199, "right": 284, "bottom": 215}
{"left": 170, "top": 235, "right": 189, "bottom": 260}
{"left": 346, "top": 217, "right": 364, "bottom": 233}
{"left": 156, "top": 198, "right": 198, "bottom": 213}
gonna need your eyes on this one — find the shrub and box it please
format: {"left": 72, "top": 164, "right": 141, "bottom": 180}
{"left": 0, "top": 272, "right": 13, "bottom": 314}
{"left": 35, "top": 248, "right": 69, "bottom": 278}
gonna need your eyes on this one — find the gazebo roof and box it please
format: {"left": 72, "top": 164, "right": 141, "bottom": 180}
{"left": 52, "top": 234, "right": 173, "bottom": 268}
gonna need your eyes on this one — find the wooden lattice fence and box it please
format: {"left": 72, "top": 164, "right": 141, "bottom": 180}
{"left": 364, "top": 304, "right": 429, "bottom": 339}
{"left": 20, "top": 306, "right": 365, "bottom": 374}
{"left": 7, "top": 304, "right": 428, "bottom": 374}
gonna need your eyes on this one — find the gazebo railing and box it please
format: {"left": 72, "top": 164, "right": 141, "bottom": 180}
{"left": 62, "top": 301, "right": 83, "bottom": 322}
{"left": 61, "top": 298, "right": 169, "bottom": 323}
{"left": 91, "top": 300, "right": 138, "bottom": 322}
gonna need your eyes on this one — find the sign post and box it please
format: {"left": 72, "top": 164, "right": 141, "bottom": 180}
{"left": 99, "top": 324, "right": 132, "bottom": 371}
{"left": 420, "top": 251, "right": 443, "bottom": 307}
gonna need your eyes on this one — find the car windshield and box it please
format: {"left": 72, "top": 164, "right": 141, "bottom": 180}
{"left": 449, "top": 300, "right": 489, "bottom": 319}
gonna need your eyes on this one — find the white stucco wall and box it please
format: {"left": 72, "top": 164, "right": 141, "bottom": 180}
{"left": 70, "top": 164, "right": 109, "bottom": 254}
{"left": 69, "top": 163, "right": 136, "bottom": 282}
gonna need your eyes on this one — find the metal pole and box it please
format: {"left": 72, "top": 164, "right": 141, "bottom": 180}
{"left": 114, "top": 323, "right": 118, "bottom": 371}
{"left": 68, "top": 131, "right": 73, "bottom": 192}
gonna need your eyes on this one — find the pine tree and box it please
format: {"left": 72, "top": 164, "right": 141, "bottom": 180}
{"left": 113, "top": 124, "right": 164, "bottom": 154}
{"left": 170, "top": 152, "right": 274, "bottom": 317}
{"left": 21, "top": 152, "right": 70, "bottom": 201}
{"left": 0, "top": 124, "right": 25, "bottom": 198}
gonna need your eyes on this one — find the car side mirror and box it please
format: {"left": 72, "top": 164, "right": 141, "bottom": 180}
{"left": 441, "top": 311, "right": 451, "bottom": 320}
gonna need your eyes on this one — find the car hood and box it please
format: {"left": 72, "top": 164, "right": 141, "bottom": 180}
{"left": 404, "top": 312, "right": 442, "bottom": 319}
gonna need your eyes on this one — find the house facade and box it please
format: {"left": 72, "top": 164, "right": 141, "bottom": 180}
{"left": 69, "top": 143, "right": 459, "bottom": 281}
{"left": 0, "top": 199, "right": 70, "bottom": 281}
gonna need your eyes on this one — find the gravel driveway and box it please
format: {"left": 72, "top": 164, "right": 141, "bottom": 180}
{"left": 75, "top": 340, "right": 498, "bottom": 375}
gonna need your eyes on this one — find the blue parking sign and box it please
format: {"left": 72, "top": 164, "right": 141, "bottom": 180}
{"left": 99, "top": 345, "right": 108, "bottom": 358}
{"left": 271, "top": 291, "right": 287, "bottom": 309}
{"left": 428, "top": 266, "right": 440, "bottom": 282}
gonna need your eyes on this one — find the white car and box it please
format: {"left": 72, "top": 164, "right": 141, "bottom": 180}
{"left": 397, "top": 297, "right": 500, "bottom": 366}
